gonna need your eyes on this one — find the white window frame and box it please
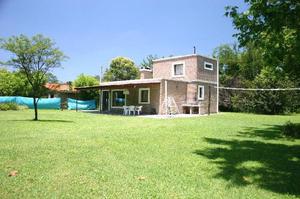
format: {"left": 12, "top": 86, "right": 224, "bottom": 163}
{"left": 111, "top": 89, "right": 127, "bottom": 108}
{"left": 198, "top": 85, "right": 204, "bottom": 100}
{"left": 172, "top": 62, "right": 185, "bottom": 77}
{"left": 204, "top": 61, "right": 214, "bottom": 71}
{"left": 138, "top": 88, "right": 150, "bottom": 104}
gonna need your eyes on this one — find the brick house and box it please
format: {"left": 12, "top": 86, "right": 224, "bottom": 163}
{"left": 76, "top": 54, "right": 219, "bottom": 115}
{"left": 45, "top": 83, "right": 76, "bottom": 109}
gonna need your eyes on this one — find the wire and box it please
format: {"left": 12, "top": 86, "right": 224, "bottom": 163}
{"left": 216, "top": 87, "right": 300, "bottom": 91}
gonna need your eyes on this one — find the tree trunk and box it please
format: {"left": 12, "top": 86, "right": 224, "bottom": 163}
{"left": 33, "top": 96, "right": 38, "bottom": 121}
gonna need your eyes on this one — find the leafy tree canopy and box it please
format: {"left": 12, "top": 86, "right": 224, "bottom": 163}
{"left": 103, "top": 57, "right": 139, "bottom": 81}
{"left": 73, "top": 74, "right": 99, "bottom": 87}
{"left": 73, "top": 74, "right": 99, "bottom": 100}
{"left": 140, "top": 54, "right": 159, "bottom": 70}
{"left": 225, "top": 0, "right": 300, "bottom": 79}
{"left": 0, "top": 34, "right": 67, "bottom": 120}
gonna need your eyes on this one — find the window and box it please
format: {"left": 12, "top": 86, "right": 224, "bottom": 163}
{"left": 204, "top": 62, "right": 213, "bottom": 70}
{"left": 172, "top": 62, "right": 185, "bottom": 76}
{"left": 198, "top": 85, "right": 204, "bottom": 100}
{"left": 111, "top": 90, "right": 126, "bottom": 107}
{"left": 139, "top": 88, "right": 150, "bottom": 104}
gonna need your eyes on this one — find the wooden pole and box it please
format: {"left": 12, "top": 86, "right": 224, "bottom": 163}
{"left": 208, "top": 85, "right": 211, "bottom": 115}
{"left": 76, "top": 91, "right": 78, "bottom": 112}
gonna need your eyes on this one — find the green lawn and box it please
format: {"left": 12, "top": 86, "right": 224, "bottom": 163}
{"left": 0, "top": 110, "right": 299, "bottom": 199}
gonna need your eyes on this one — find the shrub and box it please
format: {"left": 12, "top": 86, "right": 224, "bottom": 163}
{"left": 282, "top": 121, "right": 300, "bottom": 138}
{"left": 18, "top": 105, "right": 29, "bottom": 110}
{"left": 0, "top": 103, "right": 10, "bottom": 111}
{"left": 0, "top": 103, "right": 28, "bottom": 111}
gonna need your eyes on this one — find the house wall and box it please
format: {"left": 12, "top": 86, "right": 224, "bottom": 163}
{"left": 153, "top": 55, "right": 218, "bottom": 115}
{"left": 153, "top": 55, "right": 198, "bottom": 81}
{"left": 152, "top": 55, "right": 218, "bottom": 82}
{"left": 158, "top": 80, "right": 217, "bottom": 115}
{"left": 197, "top": 56, "right": 218, "bottom": 82}
{"left": 186, "top": 82, "right": 218, "bottom": 114}
{"left": 102, "top": 83, "right": 160, "bottom": 114}
{"left": 158, "top": 80, "right": 188, "bottom": 114}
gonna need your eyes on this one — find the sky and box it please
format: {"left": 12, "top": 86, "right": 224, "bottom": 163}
{"left": 0, "top": 0, "right": 246, "bottom": 82}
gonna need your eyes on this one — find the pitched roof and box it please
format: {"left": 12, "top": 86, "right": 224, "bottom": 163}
{"left": 45, "top": 83, "right": 74, "bottom": 92}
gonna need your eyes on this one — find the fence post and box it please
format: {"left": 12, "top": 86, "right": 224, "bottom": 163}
{"left": 75, "top": 91, "right": 78, "bottom": 112}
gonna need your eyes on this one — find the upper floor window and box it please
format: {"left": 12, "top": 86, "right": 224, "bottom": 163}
{"left": 204, "top": 62, "right": 213, "bottom": 71}
{"left": 172, "top": 62, "right": 185, "bottom": 77}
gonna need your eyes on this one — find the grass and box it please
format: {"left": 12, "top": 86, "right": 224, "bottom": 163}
{"left": 0, "top": 110, "right": 299, "bottom": 199}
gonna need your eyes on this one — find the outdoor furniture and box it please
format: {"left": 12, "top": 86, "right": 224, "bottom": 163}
{"left": 135, "top": 106, "right": 143, "bottom": 115}
{"left": 128, "top": 106, "right": 136, "bottom": 115}
{"left": 122, "top": 106, "right": 143, "bottom": 115}
{"left": 123, "top": 106, "right": 129, "bottom": 115}
{"left": 182, "top": 104, "right": 201, "bottom": 115}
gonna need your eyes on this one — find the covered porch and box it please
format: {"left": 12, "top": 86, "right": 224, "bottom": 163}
{"left": 76, "top": 79, "right": 162, "bottom": 115}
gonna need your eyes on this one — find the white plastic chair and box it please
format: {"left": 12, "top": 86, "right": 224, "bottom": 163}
{"left": 128, "top": 106, "right": 135, "bottom": 115}
{"left": 135, "top": 106, "right": 143, "bottom": 115}
{"left": 123, "top": 106, "right": 129, "bottom": 115}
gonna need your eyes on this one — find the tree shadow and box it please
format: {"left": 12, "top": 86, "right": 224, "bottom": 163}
{"left": 194, "top": 136, "right": 300, "bottom": 195}
{"left": 7, "top": 119, "right": 74, "bottom": 123}
{"left": 236, "top": 125, "right": 285, "bottom": 140}
{"left": 236, "top": 123, "right": 299, "bottom": 141}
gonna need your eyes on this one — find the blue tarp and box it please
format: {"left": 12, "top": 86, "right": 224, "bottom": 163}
{"left": 0, "top": 96, "right": 17, "bottom": 103}
{"left": 0, "top": 96, "right": 61, "bottom": 109}
{"left": 67, "top": 98, "right": 96, "bottom": 110}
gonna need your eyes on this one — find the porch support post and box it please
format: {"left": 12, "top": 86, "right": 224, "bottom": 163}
{"left": 164, "top": 80, "right": 168, "bottom": 115}
{"left": 99, "top": 88, "right": 102, "bottom": 113}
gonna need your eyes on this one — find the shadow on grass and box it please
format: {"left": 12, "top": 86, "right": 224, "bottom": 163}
{"left": 194, "top": 125, "right": 300, "bottom": 195}
{"left": 237, "top": 125, "right": 285, "bottom": 140}
{"left": 237, "top": 123, "right": 300, "bottom": 141}
{"left": 8, "top": 119, "right": 74, "bottom": 123}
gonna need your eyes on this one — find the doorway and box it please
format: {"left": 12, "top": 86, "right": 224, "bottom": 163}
{"left": 102, "top": 90, "right": 110, "bottom": 111}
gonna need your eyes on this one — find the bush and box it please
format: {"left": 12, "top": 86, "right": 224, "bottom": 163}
{"left": 0, "top": 103, "right": 10, "bottom": 111}
{"left": 282, "top": 121, "right": 300, "bottom": 138}
{"left": 18, "top": 105, "right": 29, "bottom": 110}
{"left": 230, "top": 68, "right": 300, "bottom": 114}
{"left": 0, "top": 103, "right": 27, "bottom": 111}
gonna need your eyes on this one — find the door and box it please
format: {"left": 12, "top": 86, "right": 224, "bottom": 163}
{"left": 102, "top": 91, "right": 110, "bottom": 111}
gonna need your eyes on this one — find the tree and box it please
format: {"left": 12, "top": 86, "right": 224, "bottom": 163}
{"left": 0, "top": 34, "right": 67, "bottom": 120}
{"left": 140, "top": 54, "right": 159, "bottom": 70}
{"left": 213, "top": 43, "right": 267, "bottom": 112}
{"left": 225, "top": 0, "right": 300, "bottom": 79}
{"left": 0, "top": 68, "right": 20, "bottom": 96}
{"left": 213, "top": 44, "right": 240, "bottom": 77}
{"left": 73, "top": 74, "right": 99, "bottom": 100}
{"left": 0, "top": 69, "right": 32, "bottom": 96}
{"left": 46, "top": 73, "right": 59, "bottom": 83}
{"left": 231, "top": 67, "right": 299, "bottom": 114}
{"left": 103, "top": 57, "right": 139, "bottom": 81}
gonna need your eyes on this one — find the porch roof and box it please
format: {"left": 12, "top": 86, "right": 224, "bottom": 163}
{"left": 75, "top": 78, "right": 162, "bottom": 90}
